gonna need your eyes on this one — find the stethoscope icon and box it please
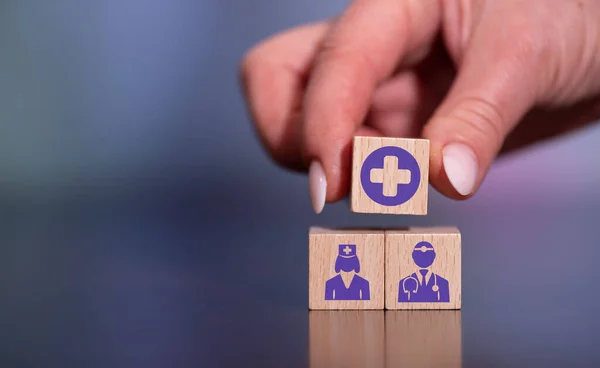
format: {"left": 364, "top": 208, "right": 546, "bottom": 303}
{"left": 402, "top": 273, "right": 440, "bottom": 301}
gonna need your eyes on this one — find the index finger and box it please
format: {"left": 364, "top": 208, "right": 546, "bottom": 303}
{"left": 303, "top": 0, "right": 441, "bottom": 211}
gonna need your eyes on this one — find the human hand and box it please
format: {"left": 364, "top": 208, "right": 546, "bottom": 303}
{"left": 241, "top": 0, "right": 600, "bottom": 213}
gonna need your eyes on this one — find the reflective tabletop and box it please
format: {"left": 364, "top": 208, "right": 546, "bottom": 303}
{"left": 1, "top": 183, "right": 599, "bottom": 368}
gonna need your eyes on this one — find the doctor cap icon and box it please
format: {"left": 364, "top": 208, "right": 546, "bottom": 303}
{"left": 412, "top": 241, "right": 436, "bottom": 268}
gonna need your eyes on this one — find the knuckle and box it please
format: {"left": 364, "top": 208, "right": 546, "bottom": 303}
{"left": 319, "top": 43, "right": 377, "bottom": 75}
{"left": 256, "top": 115, "right": 303, "bottom": 170}
{"left": 512, "top": 15, "right": 555, "bottom": 67}
{"left": 502, "top": 23, "right": 547, "bottom": 67}
{"left": 449, "top": 97, "right": 507, "bottom": 146}
{"left": 239, "top": 51, "right": 263, "bottom": 119}
{"left": 240, "top": 47, "right": 263, "bottom": 82}
{"left": 519, "top": 33, "right": 550, "bottom": 67}
{"left": 316, "top": 25, "right": 381, "bottom": 80}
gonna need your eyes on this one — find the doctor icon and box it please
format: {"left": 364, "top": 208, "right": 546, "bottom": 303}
{"left": 325, "top": 244, "right": 370, "bottom": 301}
{"left": 398, "top": 242, "right": 449, "bottom": 303}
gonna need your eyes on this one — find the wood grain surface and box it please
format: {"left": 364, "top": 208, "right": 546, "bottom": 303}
{"left": 309, "top": 227, "right": 384, "bottom": 310}
{"left": 351, "top": 136, "right": 429, "bottom": 215}
{"left": 385, "top": 227, "right": 461, "bottom": 310}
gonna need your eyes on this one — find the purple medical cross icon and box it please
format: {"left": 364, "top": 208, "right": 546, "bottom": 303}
{"left": 360, "top": 146, "right": 421, "bottom": 206}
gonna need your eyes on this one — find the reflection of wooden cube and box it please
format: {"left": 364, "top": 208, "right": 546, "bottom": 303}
{"left": 309, "top": 311, "right": 384, "bottom": 368}
{"left": 385, "top": 227, "right": 461, "bottom": 310}
{"left": 386, "top": 311, "right": 462, "bottom": 367}
{"left": 309, "top": 227, "right": 384, "bottom": 310}
{"left": 351, "top": 136, "right": 429, "bottom": 215}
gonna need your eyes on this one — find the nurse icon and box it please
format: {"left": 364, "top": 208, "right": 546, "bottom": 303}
{"left": 398, "top": 242, "right": 449, "bottom": 302}
{"left": 325, "top": 244, "right": 370, "bottom": 301}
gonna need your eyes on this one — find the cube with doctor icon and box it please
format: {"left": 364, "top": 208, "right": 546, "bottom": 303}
{"left": 385, "top": 227, "right": 461, "bottom": 310}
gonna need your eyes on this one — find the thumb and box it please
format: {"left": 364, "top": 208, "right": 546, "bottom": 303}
{"left": 423, "top": 31, "right": 541, "bottom": 199}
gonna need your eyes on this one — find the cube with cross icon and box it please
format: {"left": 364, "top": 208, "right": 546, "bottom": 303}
{"left": 351, "top": 136, "right": 430, "bottom": 215}
{"left": 308, "top": 227, "right": 384, "bottom": 310}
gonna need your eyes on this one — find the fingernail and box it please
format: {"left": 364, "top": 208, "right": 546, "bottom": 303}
{"left": 442, "top": 143, "right": 478, "bottom": 196}
{"left": 309, "top": 161, "right": 327, "bottom": 214}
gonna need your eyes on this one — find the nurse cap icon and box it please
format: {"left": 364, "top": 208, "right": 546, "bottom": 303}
{"left": 338, "top": 244, "right": 356, "bottom": 258}
{"left": 334, "top": 244, "right": 361, "bottom": 273}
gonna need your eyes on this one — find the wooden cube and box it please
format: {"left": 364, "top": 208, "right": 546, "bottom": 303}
{"left": 351, "top": 136, "right": 429, "bottom": 215}
{"left": 309, "top": 311, "right": 384, "bottom": 367}
{"left": 309, "top": 227, "right": 384, "bottom": 310}
{"left": 385, "top": 227, "right": 461, "bottom": 310}
{"left": 386, "top": 311, "right": 462, "bottom": 367}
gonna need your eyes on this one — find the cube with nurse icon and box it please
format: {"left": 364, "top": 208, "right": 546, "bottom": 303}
{"left": 309, "top": 227, "right": 384, "bottom": 310}
{"left": 351, "top": 136, "right": 430, "bottom": 215}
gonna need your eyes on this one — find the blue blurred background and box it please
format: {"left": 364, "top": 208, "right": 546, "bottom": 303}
{"left": 1, "top": 1, "right": 600, "bottom": 366}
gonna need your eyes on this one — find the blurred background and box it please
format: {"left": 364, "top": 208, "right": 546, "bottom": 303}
{"left": 1, "top": 1, "right": 600, "bottom": 367}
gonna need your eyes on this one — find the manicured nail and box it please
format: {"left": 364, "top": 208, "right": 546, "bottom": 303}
{"left": 442, "top": 143, "right": 478, "bottom": 196}
{"left": 309, "top": 161, "right": 327, "bottom": 214}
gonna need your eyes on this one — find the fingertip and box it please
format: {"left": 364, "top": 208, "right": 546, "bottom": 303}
{"left": 306, "top": 126, "right": 381, "bottom": 206}
{"left": 428, "top": 141, "right": 478, "bottom": 200}
{"left": 442, "top": 143, "right": 479, "bottom": 196}
{"left": 309, "top": 161, "right": 327, "bottom": 214}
